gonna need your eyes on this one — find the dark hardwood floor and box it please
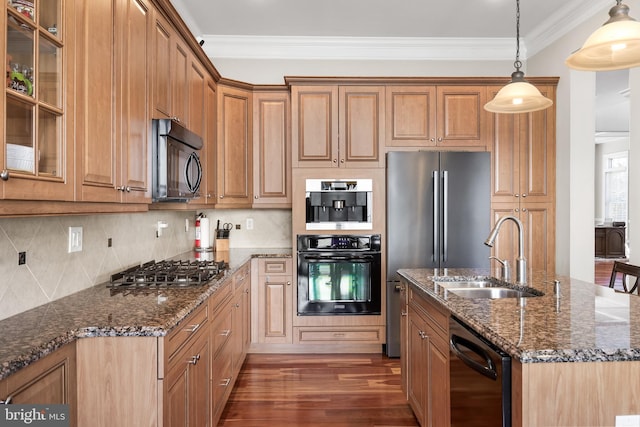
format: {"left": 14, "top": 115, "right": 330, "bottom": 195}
{"left": 595, "top": 258, "right": 627, "bottom": 290}
{"left": 218, "top": 353, "right": 419, "bottom": 427}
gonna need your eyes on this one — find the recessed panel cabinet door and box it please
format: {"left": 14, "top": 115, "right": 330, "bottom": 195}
{"left": 217, "top": 85, "right": 252, "bottom": 206}
{"left": 253, "top": 91, "right": 291, "bottom": 206}
{"left": 75, "top": 0, "right": 118, "bottom": 202}
{"left": 339, "top": 86, "right": 385, "bottom": 168}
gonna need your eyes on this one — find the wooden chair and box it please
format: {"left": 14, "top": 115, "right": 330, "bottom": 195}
{"left": 609, "top": 261, "right": 640, "bottom": 294}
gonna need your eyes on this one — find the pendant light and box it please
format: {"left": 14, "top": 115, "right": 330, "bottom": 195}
{"left": 484, "top": 0, "right": 553, "bottom": 114}
{"left": 566, "top": 1, "right": 640, "bottom": 71}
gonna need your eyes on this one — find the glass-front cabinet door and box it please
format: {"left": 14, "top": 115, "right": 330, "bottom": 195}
{"left": 2, "top": 0, "right": 72, "bottom": 201}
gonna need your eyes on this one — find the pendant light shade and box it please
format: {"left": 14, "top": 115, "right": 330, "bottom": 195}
{"left": 566, "top": 2, "right": 640, "bottom": 71}
{"left": 484, "top": 0, "right": 553, "bottom": 114}
{"left": 484, "top": 71, "right": 554, "bottom": 113}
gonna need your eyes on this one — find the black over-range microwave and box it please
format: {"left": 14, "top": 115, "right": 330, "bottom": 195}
{"left": 152, "top": 119, "right": 203, "bottom": 202}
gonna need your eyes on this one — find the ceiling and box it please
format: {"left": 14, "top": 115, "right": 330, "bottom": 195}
{"left": 170, "top": 0, "right": 616, "bottom": 60}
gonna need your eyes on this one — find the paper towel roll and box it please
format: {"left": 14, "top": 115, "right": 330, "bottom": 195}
{"left": 199, "top": 217, "right": 211, "bottom": 248}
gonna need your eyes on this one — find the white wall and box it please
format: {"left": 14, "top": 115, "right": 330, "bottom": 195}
{"left": 525, "top": 2, "right": 640, "bottom": 279}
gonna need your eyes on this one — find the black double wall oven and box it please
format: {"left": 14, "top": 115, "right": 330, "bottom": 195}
{"left": 297, "top": 234, "right": 381, "bottom": 315}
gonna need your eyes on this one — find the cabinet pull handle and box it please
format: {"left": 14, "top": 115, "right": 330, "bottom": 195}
{"left": 184, "top": 323, "right": 200, "bottom": 333}
{"left": 245, "top": 288, "right": 250, "bottom": 294}
{"left": 221, "top": 329, "right": 231, "bottom": 337}
{"left": 0, "top": 170, "right": 9, "bottom": 181}
{"left": 401, "top": 310, "right": 407, "bottom": 317}
{"left": 187, "top": 354, "right": 201, "bottom": 365}
{"left": 1, "top": 396, "right": 12, "bottom": 404}
{"left": 220, "top": 378, "right": 231, "bottom": 387}
{"left": 418, "top": 331, "right": 427, "bottom": 339}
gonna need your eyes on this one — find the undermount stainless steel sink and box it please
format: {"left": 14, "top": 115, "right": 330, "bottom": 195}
{"left": 448, "top": 287, "right": 540, "bottom": 299}
{"left": 433, "top": 276, "right": 544, "bottom": 299}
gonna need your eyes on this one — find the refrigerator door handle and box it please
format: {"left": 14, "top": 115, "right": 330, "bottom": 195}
{"left": 443, "top": 170, "right": 449, "bottom": 263}
{"left": 433, "top": 170, "right": 439, "bottom": 262}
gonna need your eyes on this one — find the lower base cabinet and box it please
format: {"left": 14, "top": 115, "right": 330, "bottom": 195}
{"left": 0, "top": 344, "right": 77, "bottom": 426}
{"left": 403, "top": 281, "right": 450, "bottom": 427}
{"left": 73, "top": 260, "right": 251, "bottom": 427}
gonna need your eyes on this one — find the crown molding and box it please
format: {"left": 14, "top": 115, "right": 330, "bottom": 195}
{"left": 201, "top": 35, "right": 518, "bottom": 61}
{"left": 525, "top": 0, "right": 612, "bottom": 57}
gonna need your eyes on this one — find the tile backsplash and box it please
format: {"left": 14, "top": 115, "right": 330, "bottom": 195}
{"left": 0, "top": 209, "right": 291, "bottom": 321}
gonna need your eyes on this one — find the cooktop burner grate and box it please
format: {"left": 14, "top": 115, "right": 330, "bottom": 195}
{"left": 109, "top": 260, "right": 228, "bottom": 288}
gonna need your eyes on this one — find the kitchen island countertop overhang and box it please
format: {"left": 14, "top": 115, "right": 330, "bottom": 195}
{"left": 399, "top": 268, "right": 640, "bottom": 364}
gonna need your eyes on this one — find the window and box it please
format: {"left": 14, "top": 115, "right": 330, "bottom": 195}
{"left": 603, "top": 151, "right": 628, "bottom": 222}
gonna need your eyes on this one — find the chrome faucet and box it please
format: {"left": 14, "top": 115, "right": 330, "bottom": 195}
{"left": 484, "top": 216, "right": 526, "bottom": 285}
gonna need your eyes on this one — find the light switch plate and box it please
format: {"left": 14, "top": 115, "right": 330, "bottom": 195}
{"left": 68, "top": 227, "right": 83, "bottom": 253}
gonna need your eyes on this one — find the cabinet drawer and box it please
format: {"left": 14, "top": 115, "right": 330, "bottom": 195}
{"left": 258, "top": 258, "right": 292, "bottom": 275}
{"left": 210, "top": 278, "right": 233, "bottom": 315}
{"left": 211, "top": 303, "right": 233, "bottom": 358}
{"left": 211, "top": 339, "right": 233, "bottom": 415}
{"left": 409, "top": 287, "right": 449, "bottom": 336}
{"left": 165, "top": 303, "right": 208, "bottom": 362}
{"left": 295, "top": 327, "right": 383, "bottom": 343}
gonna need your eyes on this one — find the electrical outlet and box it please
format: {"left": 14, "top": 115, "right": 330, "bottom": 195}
{"left": 68, "top": 227, "right": 83, "bottom": 253}
{"left": 18, "top": 251, "right": 26, "bottom": 265}
{"left": 246, "top": 218, "right": 254, "bottom": 230}
{"left": 616, "top": 415, "right": 640, "bottom": 426}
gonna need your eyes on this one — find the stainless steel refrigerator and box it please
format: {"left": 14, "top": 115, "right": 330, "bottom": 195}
{"left": 385, "top": 151, "right": 491, "bottom": 357}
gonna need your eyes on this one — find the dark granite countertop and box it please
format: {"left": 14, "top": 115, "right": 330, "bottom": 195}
{"left": 0, "top": 248, "right": 292, "bottom": 380}
{"left": 398, "top": 268, "right": 640, "bottom": 364}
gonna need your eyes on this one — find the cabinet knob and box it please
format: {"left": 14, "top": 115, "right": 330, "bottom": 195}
{"left": 254, "top": 195, "right": 259, "bottom": 199}
{"left": 187, "top": 354, "right": 201, "bottom": 365}
{"left": 522, "top": 208, "right": 527, "bottom": 212}
{"left": 401, "top": 310, "right": 407, "bottom": 317}
{"left": 171, "top": 116, "right": 181, "bottom": 123}
{"left": 515, "top": 208, "right": 519, "bottom": 212}
{"left": 219, "top": 195, "right": 224, "bottom": 199}
{"left": 0, "top": 170, "right": 9, "bottom": 181}
{"left": 126, "top": 186, "right": 131, "bottom": 192}
{"left": 515, "top": 194, "right": 520, "bottom": 198}
{"left": 437, "top": 137, "right": 443, "bottom": 142}
{"left": 287, "top": 281, "right": 291, "bottom": 286}
{"left": 333, "top": 159, "right": 337, "bottom": 163}
{"left": 340, "top": 159, "right": 344, "bottom": 163}
{"left": 522, "top": 193, "right": 527, "bottom": 198}
{"left": 430, "top": 138, "right": 435, "bottom": 142}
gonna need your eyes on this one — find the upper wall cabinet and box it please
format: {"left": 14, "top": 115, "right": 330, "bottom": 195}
{"left": 75, "top": 0, "right": 152, "bottom": 204}
{"left": 200, "top": 76, "right": 217, "bottom": 205}
{"left": 1, "top": 0, "right": 75, "bottom": 201}
{"left": 385, "top": 85, "right": 490, "bottom": 149}
{"left": 216, "top": 83, "right": 253, "bottom": 207}
{"left": 291, "top": 85, "right": 385, "bottom": 168}
{"left": 253, "top": 90, "right": 291, "bottom": 207}
{"left": 152, "top": 10, "right": 205, "bottom": 135}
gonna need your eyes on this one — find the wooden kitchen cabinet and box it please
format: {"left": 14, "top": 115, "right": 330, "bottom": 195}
{"left": 252, "top": 258, "right": 294, "bottom": 345}
{"left": 404, "top": 284, "right": 450, "bottom": 427}
{"left": 385, "top": 85, "right": 490, "bottom": 149}
{"left": 252, "top": 89, "right": 292, "bottom": 207}
{"left": 0, "top": 343, "right": 76, "bottom": 426}
{"left": 290, "top": 85, "right": 385, "bottom": 168}
{"left": 2, "top": 0, "right": 75, "bottom": 201}
{"left": 75, "top": 0, "right": 152, "bottom": 204}
{"left": 216, "top": 82, "right": 253, "bottom": 207}
{"left": 201, "top": 77, "right": 217, "bottom": 204}
{"left": 163, "top": 300, "right": 210, "bottom": 427}
{"left": 489, "top": 84, "right": 556, "bottom": 274}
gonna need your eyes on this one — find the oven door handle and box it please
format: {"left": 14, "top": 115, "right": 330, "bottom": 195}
{"left": 301, "top": 254, "right": 375, "bottom": 261}
{"left": 450, "top": 334, "right": 498, "bottom": 381}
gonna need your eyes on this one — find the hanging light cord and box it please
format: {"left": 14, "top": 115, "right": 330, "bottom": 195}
{"left": 514, "top": 0, "right": 522, "bottom": 72}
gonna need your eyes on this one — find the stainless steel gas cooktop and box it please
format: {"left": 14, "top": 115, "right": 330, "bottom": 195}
{"left": 108, "top": 260, "right": 228, "bottom": 288}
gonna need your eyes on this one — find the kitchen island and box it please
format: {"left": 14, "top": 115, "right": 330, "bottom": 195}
{"left": 399, "top": 268, "right": 640, "bottom": 427}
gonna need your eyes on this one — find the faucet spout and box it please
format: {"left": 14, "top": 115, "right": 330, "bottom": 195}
{"left": 485, "top": 215, "right": 527, "bottom": 285}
